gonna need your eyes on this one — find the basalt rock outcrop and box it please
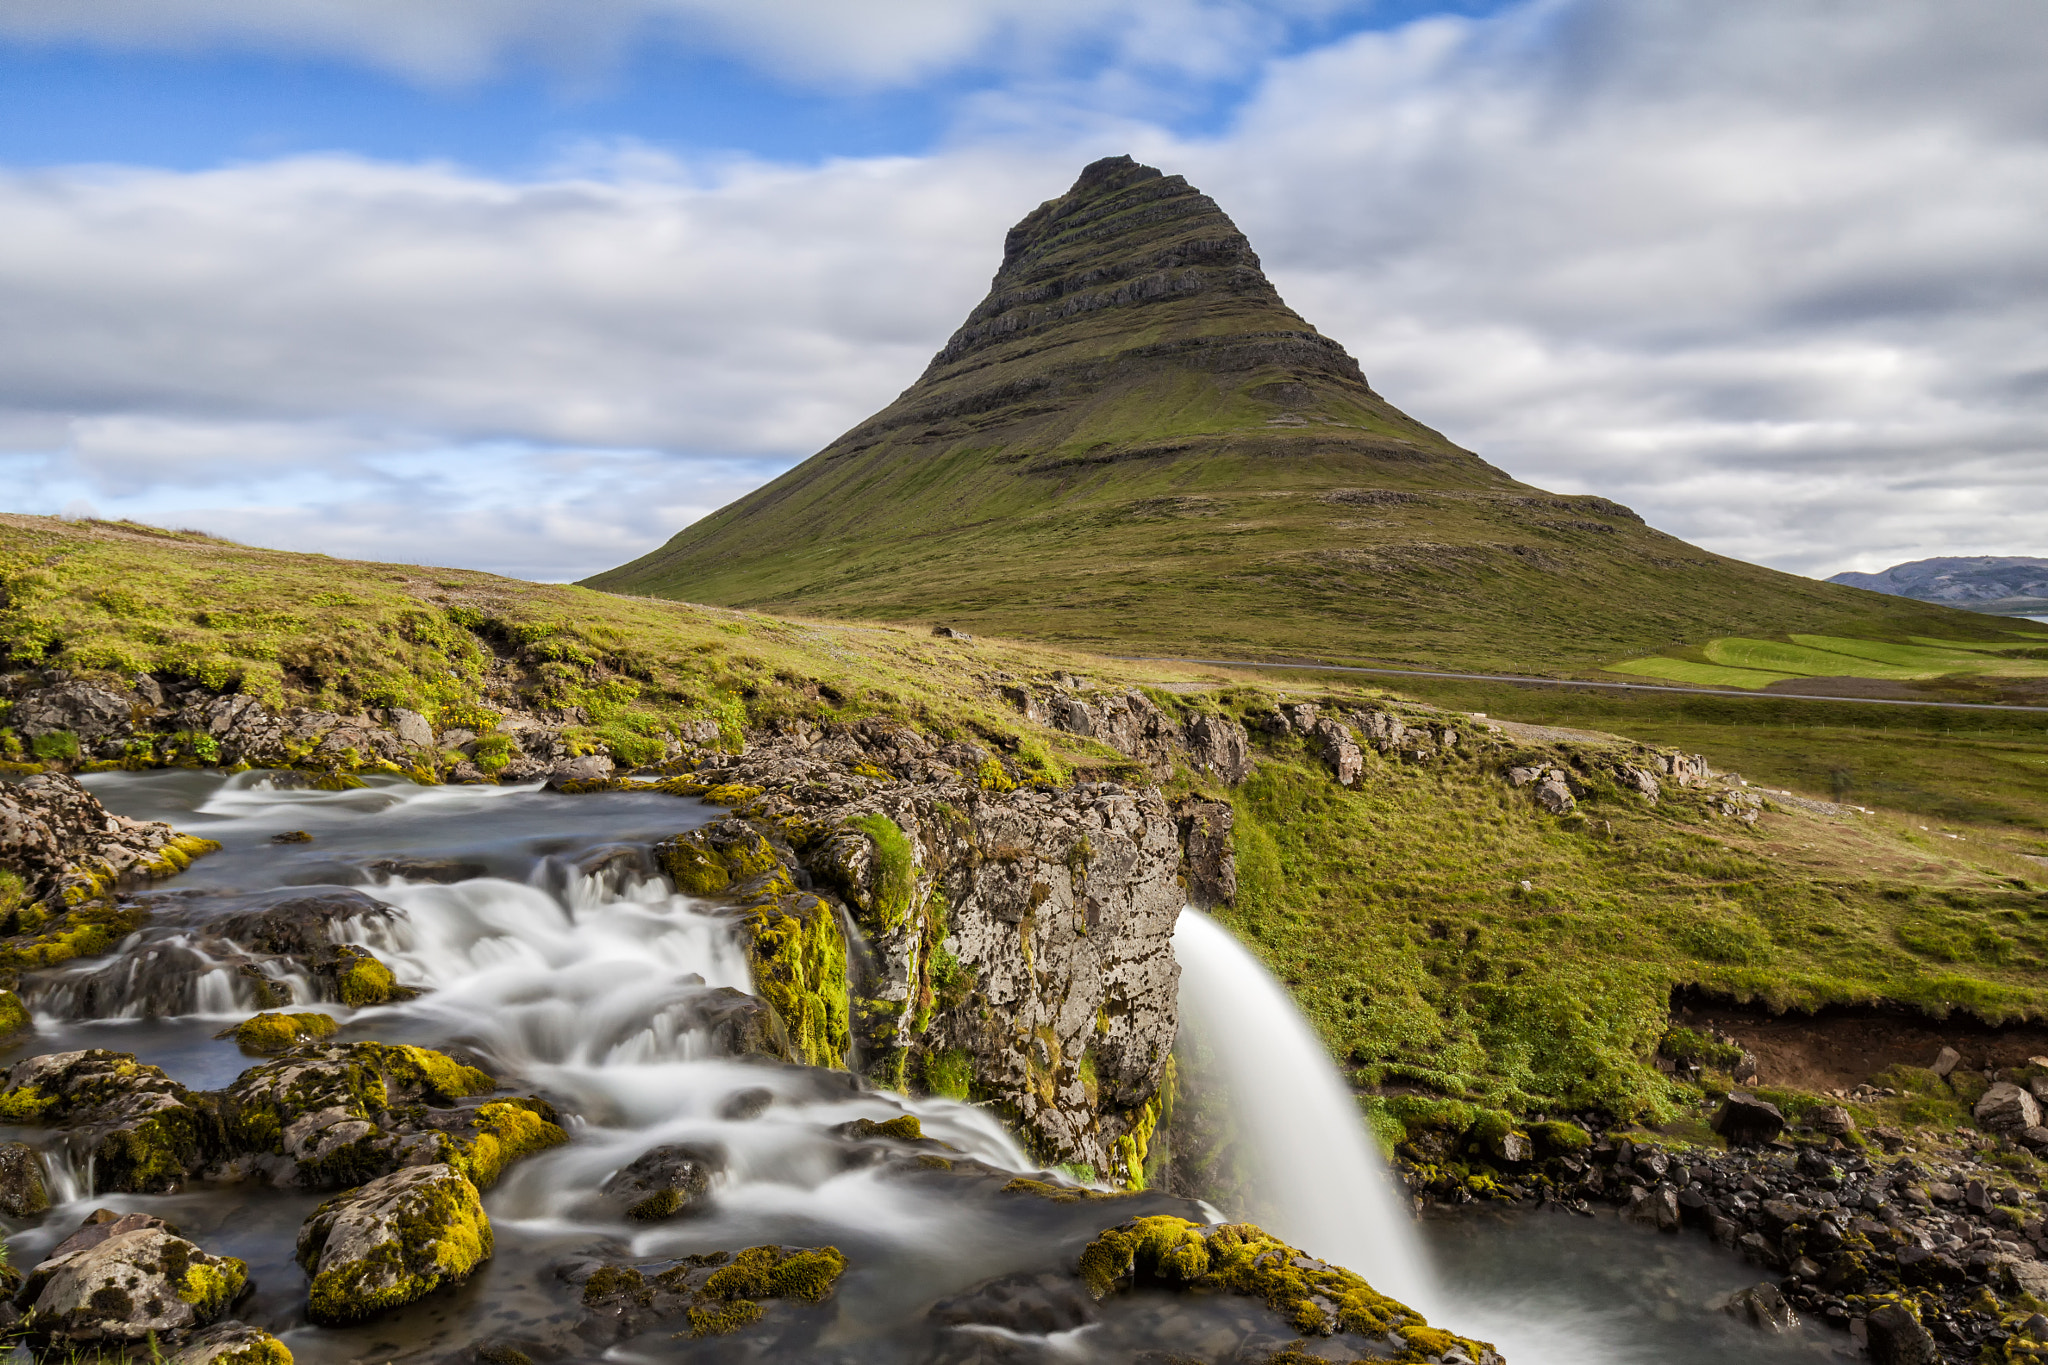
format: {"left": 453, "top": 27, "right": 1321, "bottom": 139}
{"left": 0, "top": 770, "right": 217, "bottom": 911}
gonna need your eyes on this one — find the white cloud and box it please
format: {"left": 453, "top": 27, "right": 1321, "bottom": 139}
{"left": 0, "top": 0, "right": 1347, "bottom": 88}
{"left": 1, "top": 0, "right": 2046, "bottom": 584}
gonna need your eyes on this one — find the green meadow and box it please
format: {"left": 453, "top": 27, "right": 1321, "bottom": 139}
{"left": 1609, "top": 631, "right": 2048, "bottom": 690}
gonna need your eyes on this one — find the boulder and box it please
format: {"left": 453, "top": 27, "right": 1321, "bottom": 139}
{"left": 1722, "top": 1282, "right": 1798, "bottom": 1333}
{"left": 15, "top": 1210, "right": 246, "bottom": 1346}
{"left": 1711, "top": 1093, "right": 1785, "bottom": 1148}
{"left": 9, "top": 680, "right": 141, "bottom": 748}
{"left": 205, "top": 890, "right": 414, "bottom": 1006}
{"left": 1310, "top": 719, "right": 1362, "bottom": 787}
{"left": 1864, "top": 1302, "right": 1939, "bottom": 1365}
{"left": 1930, "top": 1046, "right": 1961, "bottom": 1077}
{"left": 296, "top": 1163, "right": 492, "bottom": 1324}
{"left": 1974, "top": 1082, "right": 2041, "bottom": 1134}
{"left": 602, "top": 1142, "right": 724, "bottom": 1221}
{"left": 1533, "top": 771, "right": 1576, "bottom": 815}
{"left": 220, "top": 1041, "right": 503, "bottom": 1188}
{"left": 672, "top": 988, "right": 790, "bottom": 1061}
{"left": 0, "top": 1140, "right": 49, "bottom": 1216}
{"left": 1625, "top": 1186, "right": 1680, "bottom": 1233}
{"left": 0, "top": 1049, "right": 210, "bottom": 1192}
{"left": 168, "top": 1321, "right": 294, "bottom": 1365}
{"left": 384, "top": 708, "right": 435, "bottom": 749}
{"left": 929, "top": 1271, "right": 1096, "bottom": 1333}
{"left": 1811, "top": 1104, "right": 1857, "bottom": 1137}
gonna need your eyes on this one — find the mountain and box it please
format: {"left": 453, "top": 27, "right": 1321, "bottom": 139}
{"left": 588, "top": 155, "right": 2014, "bottom": 674}
{"left": 1828, "top": 557, "right": 2048, "bottom": 616}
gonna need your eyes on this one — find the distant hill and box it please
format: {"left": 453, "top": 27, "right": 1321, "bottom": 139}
{"left": 1828, "top": 557, "right": 2048, "bottom": 616}
{"left": 588, "top": 155, "right": 2019, "bottom": 674}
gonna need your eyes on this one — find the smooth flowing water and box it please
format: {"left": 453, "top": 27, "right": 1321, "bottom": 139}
{"left": 0, "top": 771, "right": 1840, "bottom": 1363}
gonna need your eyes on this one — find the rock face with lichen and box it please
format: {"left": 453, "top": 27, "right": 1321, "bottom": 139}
{"left": 647, "top": 720, "right": 1186, "bottom": 1181}
{"left": 14, "top": 1210, "right": 248, "bottom": 1347}
{"left": 296, "top": 1162, "right": 492, "bottom": 1324}
{"left": 0, "top": 771, "right": 218, "bottom": 911}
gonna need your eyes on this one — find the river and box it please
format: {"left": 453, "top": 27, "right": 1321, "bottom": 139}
{"left": 0, "top": 770, "right": 1842, "bottom": 1362}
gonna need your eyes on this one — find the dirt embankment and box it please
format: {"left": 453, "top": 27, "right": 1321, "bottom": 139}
{"left": 1675, "top": 992, "right": 2048, "bottom": 1093}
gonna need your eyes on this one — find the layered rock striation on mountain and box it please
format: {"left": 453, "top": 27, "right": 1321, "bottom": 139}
{"left": 589, "top": 155, "right": 1981, "bottom": 674}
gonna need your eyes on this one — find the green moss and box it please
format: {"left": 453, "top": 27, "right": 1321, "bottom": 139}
{"left": 921, "top": 1048, "right": 973, "bottom": 1101}
{"left": 849, "top": 813, "right": 915, "bottom": 934}
{"left": 629, "top": 1189, "right": 685, "bottom": 1221}
{"left": 224, "top": 1011, "right": 338, "bottom": 1054}
{"left": 0, "top": 989, "right": 29, "bottom": 1038}
{"left": 731, "top": 891, "right": 849, "bottom": 1069}
{"left": 199, "top": 1331, "right": 294, "bottom": 1365}
{"left": 449, "top": 1099, "right": 568, "bottom": 1190}
{"left": 332, "top": 946, "right": 401, "bottom": 1006}
{"left": 687, "top": 1243, "right": 848, "bottom": 1336}
{"left": 0, "top": 1083, "right": 56, "bottom": 1123}
{"left": 303, "top": 1169, "right": 493, "bottom": 1325}
{"left": 175, "top": 1255, "right": 249, "bottom": 1317}
{"left": 1077, "top": 1216, "right": 1491, "bottom": 1362}
{"left": 658, "top": 823, "right": 789, "bottom": 899}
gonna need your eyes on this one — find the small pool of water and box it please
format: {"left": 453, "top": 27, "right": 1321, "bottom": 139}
{"left": 1423, "top": 1205, "right": 1847, "bottom": 1364}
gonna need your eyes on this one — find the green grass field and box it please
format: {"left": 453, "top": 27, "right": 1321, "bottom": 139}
{"left": 1610, "top": 631, "right": 2048, "bottom": 690}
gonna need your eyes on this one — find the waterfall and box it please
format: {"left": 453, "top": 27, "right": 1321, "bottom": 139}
{"left": 1172, "top": 906, "right": 1435, "bottom": 1310}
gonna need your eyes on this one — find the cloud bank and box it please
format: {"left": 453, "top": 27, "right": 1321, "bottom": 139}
{"left": 1, "top": 0, "right": 2044, "bottom": 582}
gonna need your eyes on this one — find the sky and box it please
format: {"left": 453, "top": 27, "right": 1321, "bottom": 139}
{"left": 0, "top": 0, "right": 2043, "bottom": 584}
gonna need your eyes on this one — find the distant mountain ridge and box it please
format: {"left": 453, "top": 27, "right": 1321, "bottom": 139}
{"left": 1829, "top": 557, "right": 2048, "bottom": 615}
{"left": 588, "top": 156, "right": 2019, "bottom": 673}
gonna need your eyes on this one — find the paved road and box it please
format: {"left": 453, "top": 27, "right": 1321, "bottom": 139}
{"left": 1119, "top": 657, "right": 2048, "bottom": 715}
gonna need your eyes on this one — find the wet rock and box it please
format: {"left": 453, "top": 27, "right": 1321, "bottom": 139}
{"left": 929, "top": 1271, "right": 1097, "bottom": 1333}
{"left": 0, "top": 1140, "right": 49, "bottom": 1216}
{"left": 297, "top": 1163, "right": 490, "bottom": 1324}
{"left": 573, "top": 1243, "right": 848, "bottom": 1342}
{"left": 1721, "top": 1282, "right": 1799, "bottom": 1332}
{"left": 719, "top": 1088, "right": 774, "bottom": 1121}
{"left": 1974, "top": 1081, "right": 2040, "bottom": 1134}
{"left": 15, "top": 1210, "right": 247, "bottom": 1346}
{"left": 167, "top": 1321, "right": 293, "bottom": 1365}
{"left": 602, "top": 1143, "right": 723, "bottom": 1221}
{"left": 358, "top": 856, "right": 488, "bottom": 884}
{"left": 1624, "top": 1185, "right": 1680, "bottom": 1232}
{"left": 1172, "top": 799, "right": 1236, "bottom": 908}
{"left": 206, "top": 889, "right": 415, "bottom": 1005}
{"left": 217, "top": 1010, "right": 339, "bottom": 1055}
{"left": 1711, "top": 1093, "right": 1785, "bottom": 1147}
{"left": 1865, "top": 1302, "right": 1939, "bottom": 1365}
{"left": 672, "top": 987, "right": 789, "bottom": 1061}
{"left": 0, "top": 1049, "right": 211, "bottom": 1192}
{"left": 0, "top": 772, "right": 218, "bottom": 907}
{"left": 219, "top": 1041, "right": 512, "bottom": 1188}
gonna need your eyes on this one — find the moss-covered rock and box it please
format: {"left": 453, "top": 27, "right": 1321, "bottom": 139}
{"left": 16, "top": 1210, "right": 248, "bottom": 1346}
{"left": 655, "top": 819, "right": 788, "bottom": 899}
{"left": 217, "top": 1010, "right": 338, "bottom": 1055}
{"left": 445, "top": 1098, "right": 569, "bottom": 1190}
{"left": 600, "top": 1141, "right": 722, "bottom": 1221}
{"left": 726, "top": 890, "right": 849, "bottom": 1069}
{"left": 296, "top": 1163, "right": 492, "bottom": 1325}
{"left": 0, "top": 1138, "right": 50, "bottom": 1216}
{"left": 0, "top": 1049, "right": 213, "bottom": 1192}
{"left": 1076, "top": 1216, "right": 1498, "bottom": 1364}
{"left": 221, "top": 1041, "right": 497, "bottom": 1188}
{"left": 573, "top": 1243, "right": 848, "bottom": 1342}
{"left": 0, "top": 987, "right": 30, "bottom": 1038}
{"left": 332, "top": 945, "right": 403, "bottom": 1006}
{"left": 169, "top": 1321, "right": 295, "bottom": 1365}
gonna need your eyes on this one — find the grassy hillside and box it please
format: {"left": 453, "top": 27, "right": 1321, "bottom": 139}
{"left": 586, "top": 154, "right": 2009, "bottom": 675}
{"left": 6, "top": 513, "right": 2046, "bottom": 1124}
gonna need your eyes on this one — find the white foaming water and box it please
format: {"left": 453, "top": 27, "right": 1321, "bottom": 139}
{"left": 197, "top": 769, "right": 546, "bottom": 823}
{"left": 1172, "top": 907, "right": 1433, "bottom": 1309}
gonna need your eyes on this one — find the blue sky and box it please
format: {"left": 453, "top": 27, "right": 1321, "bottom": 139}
{"left": 0, "top": 0, "right": 2042, "bottom": 582}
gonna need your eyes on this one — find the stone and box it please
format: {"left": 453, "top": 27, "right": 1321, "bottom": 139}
{"left": 0, "top": 1140, "right": 50, "bottom": 1216}
{"left": 1173, "top": 798, "right": 1237, "bottom": 908}
{"left": 1625, "top": 1185, "right": 1680, "bottom": 1232}
{"left": 386, "top": 708, "right": 435, "bottom": 749}
{"left": 1310, "top": 718, "right": 1363, "bottom": 786}
{"left": 1974, "top": 1081, "right": 2040, "bottom": 1134}
{"left": 2020, "top": 1125, "right": 2048, "bottom": 1153}
{"left": 930, "top": 624, "right": 973, "bottom": 640}
{"left": 2007, "top": 1260, "right": 2048, "bottom": 1300}
{"left": 601, "top": 1143, "right": 723, "bottom": 1221}
{"left": 546, "top": 754, "right": 615, "bottom": 786}
{"left": 1812, "top": 1104, "right": 1856, "bottom": 1136}
{"left": 0, "top": 1049, "right": 210, "bottom": 1192}
{"left": 929, "top": 1271, "right": 1096, "bottom": 1334}
{"left": 672, "top": 987, "right": 789, "bottom": 1061}
{"left": 1180, "top": 713, "right": 1252, "bottom": 784}
{"left": 296, "top": 1163, "right": 492, "bottom": 1324}
{"left": 1533, "top": 772, "right": 1576, "bottom": 815}
{"left": 1864, "top": 1302, "right": 1939, "bottom": 1365}
{"left": 0, "top": 771, "right": 216, "bottom": 904}
{"left": 9, "top": 679, "right": 142, "bottom": 747}
{"left": 1711, "top": 1093, "right": 1786, "bottom": 1147}
{"left": 1931, "top": 1046, "right": 1961, "bottom": 1078}
{"left": 1722, "top": 1282, "right": 1798, "bottom": 1333}
{"left": 15, "top": 1210, "right": 247, "bottom": 1346}
{"left": 167, "top": 1321, "right": 294, "bottom": 1365}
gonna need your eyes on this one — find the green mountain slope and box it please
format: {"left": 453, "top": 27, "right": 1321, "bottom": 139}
{"left": 587, "top": 155, "right": 2016, "bottom": 674}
